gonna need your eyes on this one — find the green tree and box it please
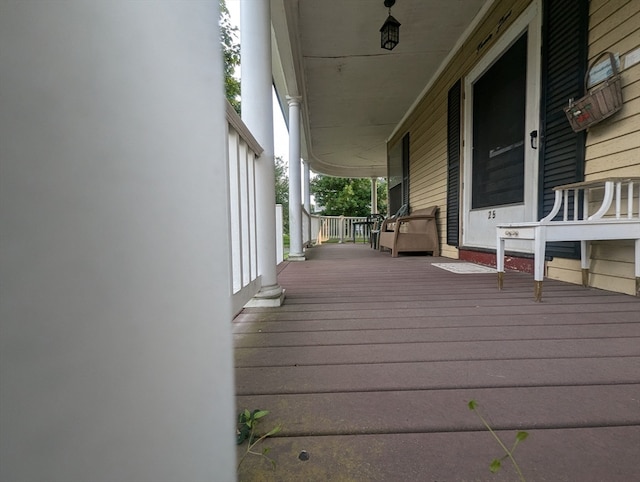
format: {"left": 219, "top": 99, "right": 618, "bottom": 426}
{"left": 275, "top": 156, "right": 289, "bottom": 233}
{"left": 220, "top": 0, "right": 241, "bottom": 113}
{"left": 311, "top": 176, "right": 387, "bottom": 216}
{"left": 376, "top": 179, "right": 388, "bottom": 215}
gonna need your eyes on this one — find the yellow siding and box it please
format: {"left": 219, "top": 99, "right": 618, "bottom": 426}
{"left": 569, "top": 0, "right": 640, "bottom": 295}
{"left": 589, "top": 0, "right": 630, "bottom": 27}
{"left": 546, "top": 263, "right": 584, "bottom": 286}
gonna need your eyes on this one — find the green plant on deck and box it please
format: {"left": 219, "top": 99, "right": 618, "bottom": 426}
{"left": 468, "top": 400, "right": 529, "bottom": 482}
{"left": 237, "top": 409, "right": 281, "bottom": 472}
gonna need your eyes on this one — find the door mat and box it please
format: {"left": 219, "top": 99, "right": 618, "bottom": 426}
{"left": 431, "top": 262, "right": 496, "bottom": 274}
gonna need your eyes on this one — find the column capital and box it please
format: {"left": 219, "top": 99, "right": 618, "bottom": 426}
{"left": 286, "top": 95, "right": 302, "bottom": 106}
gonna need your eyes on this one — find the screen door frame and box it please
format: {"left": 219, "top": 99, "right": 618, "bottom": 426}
{"left": 462, "top": 1, "right": 542, "bottom": 251}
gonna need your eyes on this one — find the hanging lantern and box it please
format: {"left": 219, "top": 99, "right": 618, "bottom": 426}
{"left": 380, "top": 0, "right": 400, "bottom": 50}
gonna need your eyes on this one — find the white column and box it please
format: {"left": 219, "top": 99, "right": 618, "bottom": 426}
{"left": 371, "top": 177, "right": 379, "bottom": 214}
{"left": 0, "top": 3, "right": 235, "bottom": 482}
{"left": 304, "top": 160, "right": 312, "bottom": 244}
{"left": 304, "top": 161, "right": 312, "bottom": 213}
{"left": 287, "top": 97, "right": 305, "bottom": 261}
{"left": 241, "top": 0, "right": 284, "bottom": 305}
{"left": 275, "top": 204, "right": 284, "bottom": 263}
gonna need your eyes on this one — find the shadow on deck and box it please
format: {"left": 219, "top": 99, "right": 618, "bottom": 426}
{"left": 234, "top": 243, "right": 640, "bottom": 481}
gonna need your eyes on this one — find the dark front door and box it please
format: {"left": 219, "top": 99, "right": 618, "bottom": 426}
{"left": 472, "top": 32, "right": 528, "bottom": 209}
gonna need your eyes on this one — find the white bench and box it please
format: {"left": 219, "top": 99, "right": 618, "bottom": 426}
{"left": 496, "top": 178, "right": 640, "bottom": 301}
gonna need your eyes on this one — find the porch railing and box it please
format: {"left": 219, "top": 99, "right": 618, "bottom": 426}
{"left": 227, "top": 102, "right": 370, "bottom": 312}
{"left": 314, "top": 215, "right": 369, "bottom": 243}
{"left": 226, "top": 103, "right": 262, "bottom": 314}
{"left": 302, "top": 207, "right": 322, "bottom": 246}
{"left": 301, "top": 212, "right": 370, "bottom": 244}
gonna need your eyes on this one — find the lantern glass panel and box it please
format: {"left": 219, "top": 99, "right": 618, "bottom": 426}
{"left": 380, "top": 15, "right": 400, "bottom": 50}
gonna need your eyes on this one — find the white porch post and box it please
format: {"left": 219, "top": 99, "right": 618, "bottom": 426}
{"left": 0, "top": 2, "right": 235, "bottom": 482}
{"left": 304, "top": 161, "right": 312, "bottom": 213}
{"left": 304, "top": 160, "right": 312, "bottom": 243}
{"left": 241, "top": 0, "right": 285, "bottom": 305}
{"left": 287, "top": 97, "right": 305, "bottom": 261}
{"left": 371, "top": 177, "right": 378, "bottom": 214}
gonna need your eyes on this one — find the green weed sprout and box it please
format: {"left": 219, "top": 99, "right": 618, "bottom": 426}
{"left": 468, "top": 400, "right": 528, "bottom": 481}
{"left": 237, "top": 409, "right": 282, "bottom": 471}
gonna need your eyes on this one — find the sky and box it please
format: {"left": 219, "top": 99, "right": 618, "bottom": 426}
{"left": 226, "top": 0, "right": 291, "bottom": 166}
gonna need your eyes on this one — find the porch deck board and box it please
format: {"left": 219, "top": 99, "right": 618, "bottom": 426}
{"left": 237, "top": 385, "right": 640, "bottom": 434}
{"left": 234, "top": 243, "right": 640, "bottom": 481}
{"left": 236, "top": 325, "right": 640, "bottom": 348}
{"left": 236, "top": 338, "right": 640, "bottom": 367}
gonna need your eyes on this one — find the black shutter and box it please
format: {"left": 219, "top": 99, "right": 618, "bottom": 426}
{"left": 402, "top": 133, "right": 410, "bottom": 207}
{"left": 447, "top": 79, "right": 461, "bottom": 246}
{"left": 538, "top": 0, "right": 588, "bottom": 258}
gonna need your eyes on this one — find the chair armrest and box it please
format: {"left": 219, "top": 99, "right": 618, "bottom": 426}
{"left": 380, "top": 218, "right": 394, "bottom": 231}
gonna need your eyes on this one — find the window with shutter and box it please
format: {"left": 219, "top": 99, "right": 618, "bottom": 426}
{"left": 538, "top": 0, "right": 588, "bottom": 259}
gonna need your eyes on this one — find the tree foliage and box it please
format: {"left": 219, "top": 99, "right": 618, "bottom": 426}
{"left": 219, "top": 0, "right": 241, "bottom": 114}
{"left": 274, "top": 156, "right": 289, "bottom": 233}
{"left": 311, "top": 176, "right": 387, "bottom": 217}
{"left": 376, "top": 180, "right": 388, "bottom": 215}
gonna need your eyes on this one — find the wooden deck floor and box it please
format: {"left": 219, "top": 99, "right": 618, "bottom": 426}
{"left": 234, "top": 243, "right": 640, "bottom": 481}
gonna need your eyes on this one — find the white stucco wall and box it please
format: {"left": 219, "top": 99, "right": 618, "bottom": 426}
{"left": 0, "top": 2, "right": 236, "bottom": 481}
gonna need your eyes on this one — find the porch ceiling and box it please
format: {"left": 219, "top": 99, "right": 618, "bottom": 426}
{"left": 271, "top": 0, "right": 487, "bottom": 177}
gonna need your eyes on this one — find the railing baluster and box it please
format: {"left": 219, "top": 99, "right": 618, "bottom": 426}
{"left": 637, "top": 181, "right": 640, "bottom": 220}
{"left": 628, "top": 181, "right": 634, "bottom": 220}
{"left": 583, "top": 187, "right": 589, "bottom": 221}
{"left": 615, "top": 181, "right": 622, "bottom": 219}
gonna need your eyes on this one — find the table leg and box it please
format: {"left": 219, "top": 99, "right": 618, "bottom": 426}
{"left": 635, "top": 239, "right": 640, "bottom": 296}
{"left": 533, "top": 226, "right": 546, "bottom": 302}
{"left": 580, "top": 240, "right": 590, "bottom": 287}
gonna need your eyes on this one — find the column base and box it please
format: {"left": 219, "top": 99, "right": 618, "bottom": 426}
{"left": 288, "top": 252, "right": 306, "bottom": 262}
{"left": 244, "top": 284, "right": 285, "bottom": 308}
